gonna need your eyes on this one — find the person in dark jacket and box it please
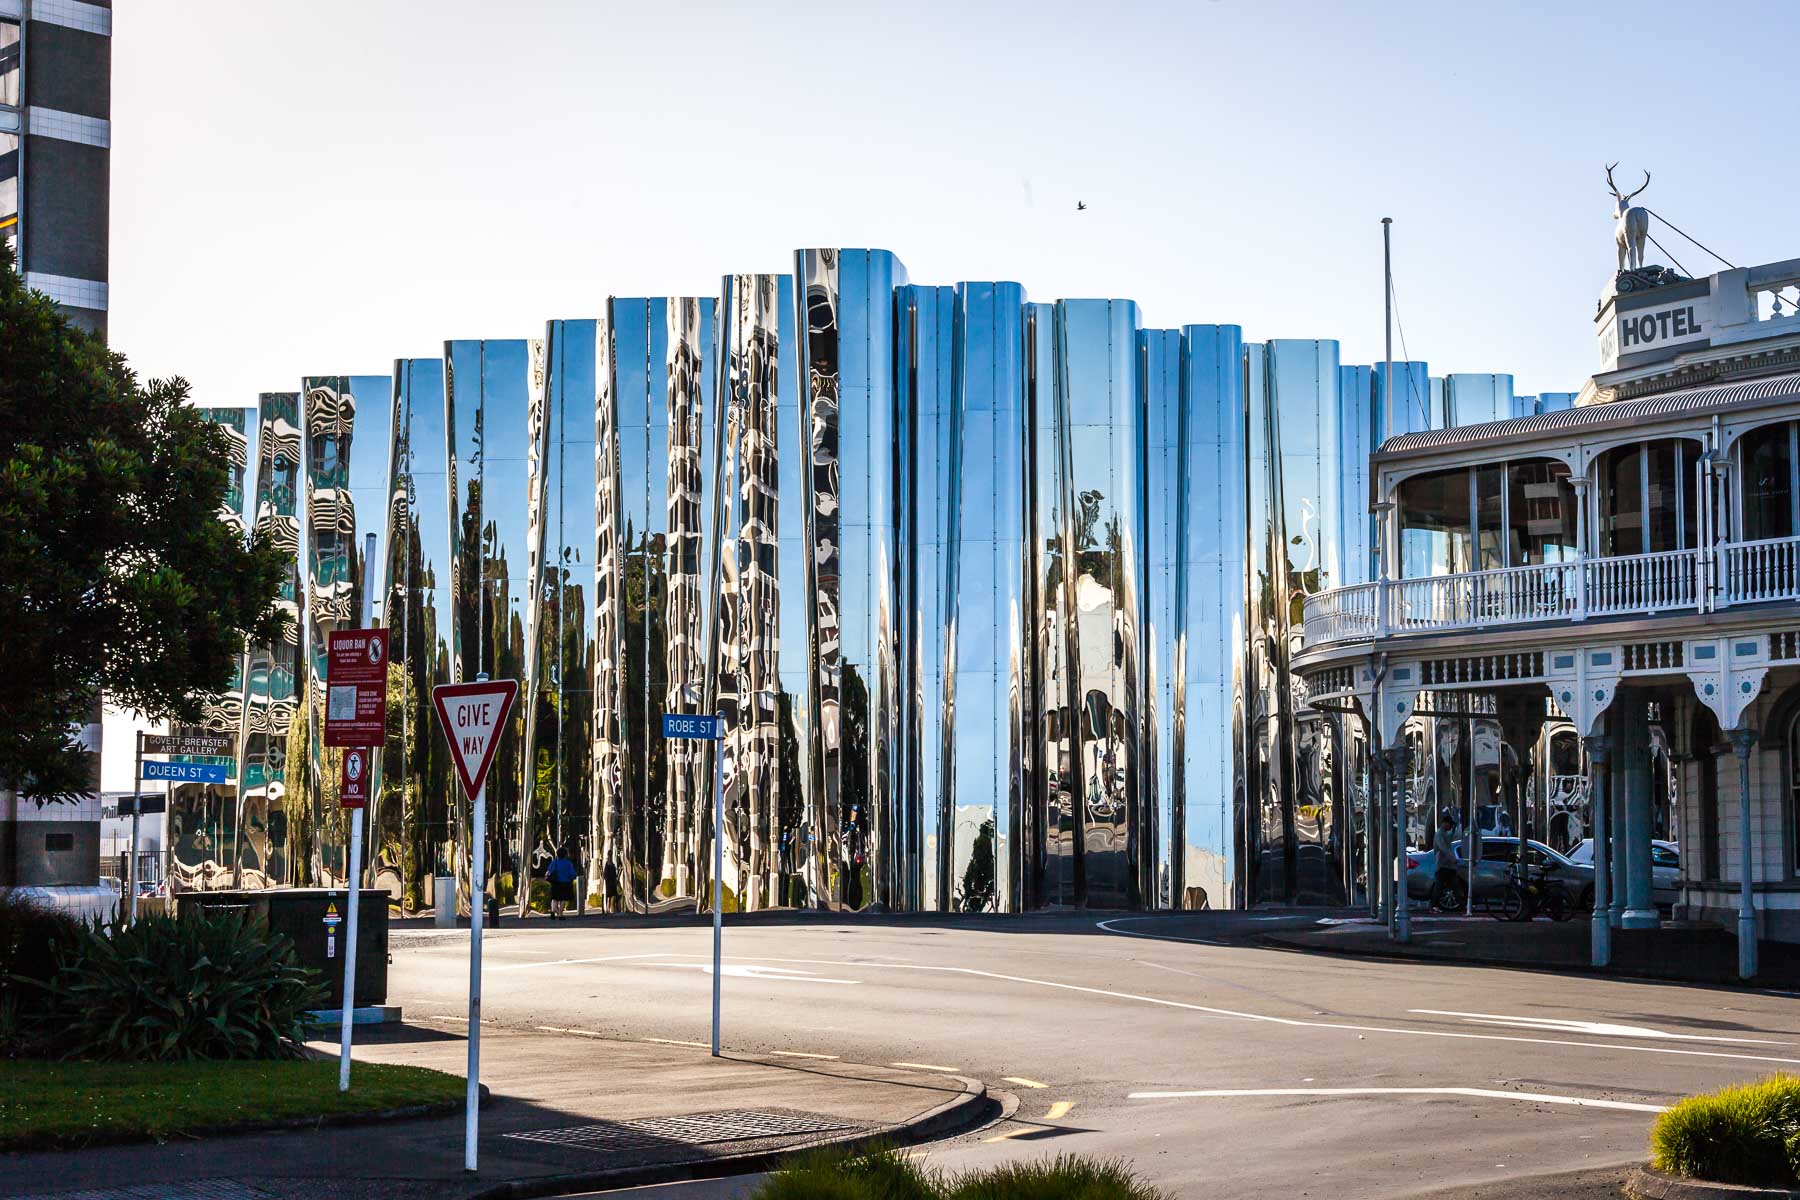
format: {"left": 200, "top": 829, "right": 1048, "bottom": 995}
{"left": 545, "top": 846, "right": 579, "bottom": 920}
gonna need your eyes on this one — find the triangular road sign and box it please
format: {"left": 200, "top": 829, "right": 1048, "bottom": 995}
{"left": 432, "top": 680, "right": 519, "bottom": 797}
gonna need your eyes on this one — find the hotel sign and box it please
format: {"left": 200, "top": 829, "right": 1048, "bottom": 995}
{"left": 1598, "top": 285, "right": 1713, "bottom": 371}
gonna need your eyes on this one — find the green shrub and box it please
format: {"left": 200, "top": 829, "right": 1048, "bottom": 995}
{"left": 753, "top": 1146, "right": 937, "bottom": 1200}
{"left": 0, "top": 893, "right": 83, "bottom": 1056}
{"left": 33, "top": 909, "right": 325, "bottom": 1062}
{"left": 748, "top": 1147, "right": 1164, "bottom": 1200}
{"left": 1650, "top": 1074, "right": 1800, "bottom": 1188}
{"left": 946, "top": 1155, "right": 1162, "bottom": 1200}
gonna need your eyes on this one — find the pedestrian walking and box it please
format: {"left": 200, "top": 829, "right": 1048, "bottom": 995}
{"left": 545, "top": 845, "right": 578, "bottom": 920}
{"left": 602, "top": 855, "right": 621, "bottom": 914}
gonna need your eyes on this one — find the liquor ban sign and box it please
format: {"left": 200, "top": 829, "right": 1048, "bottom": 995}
{"left": 326, "top": 629, "right": 389, "bottom": 747}
{"left": 431, "top": 680, "right": 519, "bottom": 797}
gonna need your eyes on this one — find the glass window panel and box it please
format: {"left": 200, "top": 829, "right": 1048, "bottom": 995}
{"left": 1507, "top": 460, "right": 1575, "bottom": 565}
{"left": 1600, "top": 444, "right": 1643, "bottom": 557}
{"left": 1474, "top": 464, "right": 1504, "bottom": 571}
{"left": 0, "top": 21, "right": 17, "bottom": 108}
{"left": 1742, "top": 422, "right": 1795, "bottom": 542}
{"left": 1645, "top": 440, "right": 1680, "bottom": 552}
{"left": 1399, "top": 467, "right": 1471, "bottom": 577}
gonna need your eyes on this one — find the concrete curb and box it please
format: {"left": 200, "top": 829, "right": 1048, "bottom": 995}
{"left": 1254, "top": 930, "right": 1781, "bottom": 992}
{"left": 465, "top": 1074, "right": 995, "bottom": 1200}
{"left": 1627, "top": 1167, "right": 1800, "bottom": 1199}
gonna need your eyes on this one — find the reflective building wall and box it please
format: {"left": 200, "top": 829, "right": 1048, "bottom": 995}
{"left": 182, "top": 244, "right": 1554, "bottom": 915}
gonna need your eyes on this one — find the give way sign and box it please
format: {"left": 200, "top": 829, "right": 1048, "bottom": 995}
{"left": 431, "top": 680, "right": 519, "bottom": 796}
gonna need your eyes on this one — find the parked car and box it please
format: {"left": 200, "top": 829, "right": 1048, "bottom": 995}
{"left": 1425, "top": 837, "right": 1595, "bottom": 911}
{"left": 1565, "top": 838, "right": 1679, "bottom": 906}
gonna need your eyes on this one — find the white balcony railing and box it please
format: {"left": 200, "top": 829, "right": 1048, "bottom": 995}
{"left": 1586, "top": 546, "right": 1698, "bottom": 616}
{"left": 1722, "top": 534, "right": 1800, "bottom": 606}
{"left": 1300, "top": 533, "right": 1800, "bottom": 649}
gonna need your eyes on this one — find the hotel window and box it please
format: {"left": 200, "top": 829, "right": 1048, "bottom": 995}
{"left": 1398, "top": 459, "right": 1574, "bottom": 577}
{"left": 1598, "top": 440, "right": 1700, "bottom": 556}
{"left": 1739, "top": 421, "right": 1798, "bottom": 542}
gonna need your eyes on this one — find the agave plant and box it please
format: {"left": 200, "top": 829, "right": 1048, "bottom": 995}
{"left": 37, "top": 909, "right": 325, "bottom": 1062}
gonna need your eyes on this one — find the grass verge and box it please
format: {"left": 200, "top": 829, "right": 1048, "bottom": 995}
{"left": 1649, "top": 1072, "right": 1800, "bottom": 1188}
{"left": 0, "top": 1058, "right": 465, "bottom": 1151}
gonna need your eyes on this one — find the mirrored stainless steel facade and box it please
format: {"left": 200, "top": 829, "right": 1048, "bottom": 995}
{"left": 180, "top": 245, "right": 1551, "bottom": 913}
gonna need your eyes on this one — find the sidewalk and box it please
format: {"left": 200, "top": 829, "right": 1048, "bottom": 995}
{"left": 1262, "top": 913, "right": 1800, "bottom": 989}
{"left": 1, "top": 1024, "right": 991, "bottom": 1200}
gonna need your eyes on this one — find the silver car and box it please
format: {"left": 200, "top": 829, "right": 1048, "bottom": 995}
{"left": 1426, "top": 837, "right": 1595, "bottom": 911}
{"left": 1565, "top": 838, "right": 1679, "bottom": 907}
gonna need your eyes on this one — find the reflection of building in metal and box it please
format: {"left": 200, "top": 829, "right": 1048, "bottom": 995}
{"left": 176, "top": 245, "right": 1579, "bottom": 914}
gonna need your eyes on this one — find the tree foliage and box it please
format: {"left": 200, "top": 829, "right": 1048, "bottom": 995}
{"left": 0, "top": 243, "right": 286, "bottom": 798}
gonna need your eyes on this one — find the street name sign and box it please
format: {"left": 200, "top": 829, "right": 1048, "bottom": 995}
{"left": 326, "top": 629, "right": 389, "bottom": 747}
{"left": 662, "top": 713, "right": 724, "bottom": 740}
{"left": 115, "top": 794, "right": 167, "bottom": 816}
{"left": 141, "top": 733, "right": 235, "bottom": 756}
{"left": 340, "top": 747, "right": 371, "bottom": 809}
{"left": 142, "top": 760, "right": 228, "bottom": 785}
{"left": 432, "top": 680, "right": 519, "bottom": 796}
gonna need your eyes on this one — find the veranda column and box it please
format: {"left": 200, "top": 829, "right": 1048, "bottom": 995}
{"left": 1728, "top": 728, "right": 1759, "bottom": 979}
{"left": 1584, "top": 735, "right": 1612, "bottom": 967}
{"left": 1620, "top": 690, "right": 1659, "bottom": 929}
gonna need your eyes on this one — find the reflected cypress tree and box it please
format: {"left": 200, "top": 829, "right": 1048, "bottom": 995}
{"left": 959, "top": 816, "right": 997, "bottom": 913}
{"left": 841, "top": 664, "right": 869, "bottom": 908}
{"left": 619, "top": 534, "right": 668, "bottom": 903}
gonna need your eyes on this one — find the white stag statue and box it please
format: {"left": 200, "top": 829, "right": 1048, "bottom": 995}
{"left": 1607, "top": 163, "right": 1651, "bottom": 273}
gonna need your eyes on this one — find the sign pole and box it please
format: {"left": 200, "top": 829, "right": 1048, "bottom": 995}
{"left": 338, "top": 534, "right": 377, "bottom": 1092}
{"left": 466, "top": 775, "right": 486, "bottom": 1172}
{"left": 711, "top": 726, "right": 724, "bottom": 1057}
{"left": 128, "top": 732, "right": 143, "bottom": 923}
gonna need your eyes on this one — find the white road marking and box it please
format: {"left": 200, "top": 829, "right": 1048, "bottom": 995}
{"left": 770, "top": 1050, "right": 840, "bottom": 1060}
{"left": 537, "top": 1025, "right": 608, "bottom": 1039}
{"left": 892, "top": 1061, "right": 961, "bottom": 1073}
{"left": 644, "top": 962, "right": 861, "bottom": 985}
{"left": 1003, "top": 1076, "right": 1049, "bottom": 1089}
{"left": 1045, "top": 1100, "right": 1075, "bottom": 1120}
{"left": 634, "top": 952, "right": 1800, "bottom": 1069}
{"left": 1095, "top": 917, "right": 1224, "bottom": 945}
{"left": 490, "top": 952, "right": 675, "bottom": 973}
{"left": 1407, "top": 1009, "right": 1793, "bottom": 1046}
{"left": 642, "top": 1037, "right": 711, "bottom": 1049}
{"left": 1128, "top": 1086, "right": 1668, "bottom": 1113}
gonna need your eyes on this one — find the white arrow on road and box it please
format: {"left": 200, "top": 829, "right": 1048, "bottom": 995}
{"left": 645, "top": 962, "right": 862, "bottom": 985}
{"left": 1409, "top": 1009, "right": 1792, "bottom": 1045}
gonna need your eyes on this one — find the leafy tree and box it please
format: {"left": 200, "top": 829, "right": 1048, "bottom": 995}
{"left": 0, "top": 244, "right": 286, "bottom": 801}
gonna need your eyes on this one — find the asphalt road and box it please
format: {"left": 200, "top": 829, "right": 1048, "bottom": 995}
{"left": 384, "top": 911, "right": 1800, "bottom": 1198}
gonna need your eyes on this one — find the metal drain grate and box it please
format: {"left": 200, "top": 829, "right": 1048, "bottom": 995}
{"left": 503, "top": 1108, "right": 856, "bottom": 1153}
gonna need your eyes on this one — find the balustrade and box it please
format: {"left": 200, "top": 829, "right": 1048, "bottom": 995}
{"left": 1298, "top": 535, "right": 1800, "bottom": 650}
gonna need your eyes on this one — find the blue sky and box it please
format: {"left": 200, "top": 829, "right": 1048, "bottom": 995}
{"left": 110, "top": 0, "right": 1800, "bottom": 405}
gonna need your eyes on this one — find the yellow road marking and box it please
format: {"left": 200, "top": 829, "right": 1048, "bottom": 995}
{"left": 1045, "top": 1100, "right": 1075, "bottom": 1120}
{"left": 1003, "top": 1076, "right": 1049, "bottom": 1089}
{"left": 891, "top": 1061, "right": 960, "bottom": 1073}
{"left": 983, "top": 1126, "right": 1034, "bottom": 1143}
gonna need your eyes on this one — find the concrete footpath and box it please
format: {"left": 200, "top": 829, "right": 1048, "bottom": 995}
{"left": 0, "top": 1023, "right": 992, "bottom": 1200}
{"left": 1262, "top": 913, "right": 1800, "bottom": 989}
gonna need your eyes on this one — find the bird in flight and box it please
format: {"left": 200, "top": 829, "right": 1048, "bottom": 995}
{"left": 1076, "top": 201, "right": 1087, "bottom": 211}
